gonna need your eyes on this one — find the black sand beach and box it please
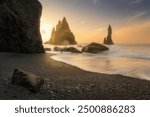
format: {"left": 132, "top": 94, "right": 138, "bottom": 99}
{"left": 0, "top": 52, "right": 150, "bottom": 100}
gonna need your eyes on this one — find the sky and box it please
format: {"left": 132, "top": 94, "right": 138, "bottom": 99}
{"left": 40, "top": 0, "right": 150, "bottom": 43}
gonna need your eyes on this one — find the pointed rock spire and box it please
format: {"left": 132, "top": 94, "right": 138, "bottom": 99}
{"left": 103, "top": 25, "right": 114, "bottom": 45}
{"left": 61, "top": 17, "right": 70, "bottom": 30}
{"left": 51, "top": 27, "right": 55, "bottom": 38}
{"left": 56, "top": 20, "right": 61, "bottom": 31}
{"left": 108, "top": 25, "right": 112, "bottom": 35}
{"left": 45, "top": 17, "right": 77, "bottom": 45}
{"left": 52, "top": 27, "right": 55, "bottom": 33}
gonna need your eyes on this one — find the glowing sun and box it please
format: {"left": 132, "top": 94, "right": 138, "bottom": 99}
{"left": 40, "top": 22, "right": 52, "bottom": 43}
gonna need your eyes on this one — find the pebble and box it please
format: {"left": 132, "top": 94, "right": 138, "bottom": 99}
{"left": 59, "top": 66, "right": 64, "bottom": 68}
{"left": 76, "top": 87, "right": 80, "bottom": 90}
{"left": 90, "top": 84, "right": 94, "bottom": 88}
{"left": 68, "top": 90, "right": 71, "bottom": 93}
{"left": 50, "top": 91, "right": 54, "bottom": 94}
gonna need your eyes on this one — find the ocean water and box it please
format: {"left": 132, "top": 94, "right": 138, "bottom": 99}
{"left": 44, "top": 44, "right": 150, "bottom": 80}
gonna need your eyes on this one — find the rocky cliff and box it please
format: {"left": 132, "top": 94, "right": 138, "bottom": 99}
{"left": 0, "top": 0, "right": 44, "bottom": 53}
{"left": 45, "top": 17, "right": 77, "bottom": 45}
{"left": 103, "top": 25, "right": 114, "bottom": 45}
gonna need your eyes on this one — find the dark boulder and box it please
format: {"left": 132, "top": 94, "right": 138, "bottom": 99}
{"left": 0, "top": 0, "right": 44, "bottom": 53}
{"left": 54, "top": 46, "right": 62, "bottom": 51}
{"left": 44, "top": 48, "right": 51, "bottom": 51}
{"left": 62, "top": 47, "right": 81, "bottom": 53}
{"left": 11, "top": 68, "right": 44, "bottom": 92}
{"left": 82, "top": 42, "right": 109, "bottom": 54}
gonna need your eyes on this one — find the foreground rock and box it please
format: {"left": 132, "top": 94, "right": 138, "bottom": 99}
{"left": 103, "top": 25, "right": 114, "bottom": 45}
{"left": 62, "top": 47, "right": 81, "bottom": 53}
{"left": 0, "top": 0, "right": 44, "bottom": 53}
{"left": 82, "top": 42, "right": 109, "bottom": 54}
{"left": 11, "top": 68, "right": 44, "bottom": 92}
{"left": 45, "top": 17, "right": 77, "bottom": 45}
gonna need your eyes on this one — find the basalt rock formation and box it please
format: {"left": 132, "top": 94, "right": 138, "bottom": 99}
{"left": 54, "top": 46, "right": 81, "bottom": 53}
{"left": 0, "top": 0, "right": 44, "bottom": 53}
{"left": 54, "top": 46, "right": 62, "bottom": 51}
{"left": 103, "top": 25, "right": 114, "bottom": 45}
{"left": 45, "top": 17, "right": 77, "bottom": 45}
{"left": 62, "top": 47, "right": 81, "bottom": 53}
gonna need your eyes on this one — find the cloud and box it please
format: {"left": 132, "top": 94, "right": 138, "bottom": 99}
{"left": 81, "top": 20, "right": 87, "bottom": 24}
{"left": 93, "top": 0, "right": 99, "bottom": 4}
{"left": 129, "top": 0, "right": 143, "bottom": 4}
{"left": 126, "top": 11, "right": 147, "bottom": 24}
{"left": 96, "top": 27, "right": 106, "bottom": 32}
{"left": 114, "top": 21, "right": 150, "bottom": 43}
{"left": 131, "top": 11, "right": 146, "bottom": 19}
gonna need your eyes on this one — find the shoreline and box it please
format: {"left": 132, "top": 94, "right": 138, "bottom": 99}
{"left": 0, "top": 52, "right": 150, "bottom": 99}
{"left": 49, "top": 45, "right": 150, "bottom": 81}
{"left": 51, "top": 54, "right": 149, "bottom": 81}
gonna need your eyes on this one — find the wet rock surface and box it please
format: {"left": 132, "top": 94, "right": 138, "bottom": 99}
{"left": 62, "top": 47, "right": 81, "bottom": 53}
{"left": 82, "top": 42, "right": 109, "bottom": 54}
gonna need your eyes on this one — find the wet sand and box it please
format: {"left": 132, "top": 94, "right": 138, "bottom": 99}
{"left": 0, "top": 52, "right": 150, "bottom": 100}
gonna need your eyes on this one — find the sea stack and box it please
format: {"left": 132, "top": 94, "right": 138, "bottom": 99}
{"left": 104, "top": 25, "right": 114, "bottom": 45}
{"left": 45, "top": 17, "right": 77, "bottom": 45}
{"left": 0, "top": 0, "right": 45, "bottom": 53}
